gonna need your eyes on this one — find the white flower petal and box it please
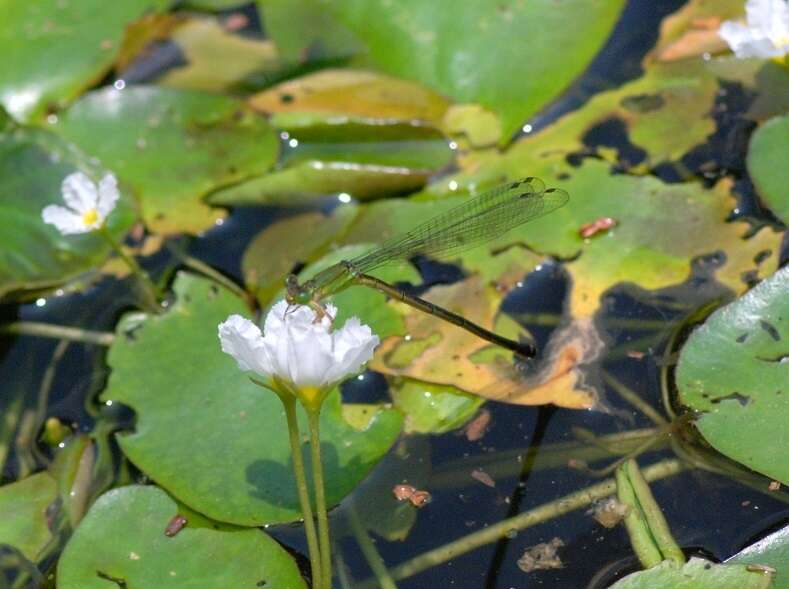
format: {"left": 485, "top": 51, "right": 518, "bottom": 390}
{"left": 96, "top": 174, "right": 120, "bottom": 221}
{"left": 719, "top": 0, "right": 789, "bottom": 58}
{"left": 220, "top": 300, "right": 379, "bottom": 395}
{"left": 61, "top": 172, "right": 98, "bottom": 214}
{"left": 325, "top": 317, "right": 379, "bottom": 384}
{"left": 218, "top": 314, "right": 272, "bottom": 375}
{"left": 41, "top": 204, "right": 91, "bottom": 235}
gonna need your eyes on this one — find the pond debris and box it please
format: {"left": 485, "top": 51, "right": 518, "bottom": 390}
{"left": 393, "top": 484, "right": 431, "bottom": 507}
{"left": 768, "top": 481, "right": 781, "bottom": 491}
{"left": 462, "top": 408, "right": 491, "bottom": 441}
{"left": 164, "top": 514, "right": 188, "bottom": 537}
{"left": 470, "top": 468, "right": 496, "bottom": 488}
{"left": 579, "top": 216, "right": 617, "bottom": 239}
{"left": 626, "top": 350, "right": 646, "bottom": 359}
{"left": 587, "top": 497, "right": 631, "bottom": 528}
{"left": 516, "top": 537, "right": 564, "bottom": 573}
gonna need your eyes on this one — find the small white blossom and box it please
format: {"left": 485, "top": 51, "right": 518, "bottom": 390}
{"left": 41, "top": 172, "right": 119, "bottom": 235}
{"left": 719, "top": 0, "right": 789, "bottom": 58}
{"left": 218, "top": 301, "right": 379, "bottom": 403}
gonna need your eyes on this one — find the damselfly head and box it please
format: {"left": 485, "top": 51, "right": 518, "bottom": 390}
{"left": 285, "top": 274, "right": 312, "bottom": 305}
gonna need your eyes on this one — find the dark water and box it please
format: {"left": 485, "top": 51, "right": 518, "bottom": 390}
{"left": 3, "top": 1, "right": 789, "bottom": 588}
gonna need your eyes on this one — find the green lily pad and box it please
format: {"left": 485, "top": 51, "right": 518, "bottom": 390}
{"left": 0, "top": 0, "right": 166, "bottom": 122}
{"left": 57, "top": 485, "right": 307, "bottom": 589}
{"left": 249, "top": 69, "right": 451, "bottom": 126}
{"left": 0, "top": 128, "right": 136, "bottom": 300}
{"left": 729, "top": 523, "right": 789, "bottom": 585}
{"left": 390, "top": 379, "right": 483, "bottom": 435}
{"left": 677, "top": 266, "right": 789, "bottom": 484}
{"left": 52, "top": 86, "right": 278, "bottom": 235}
{"left": 103, "top": 272, "right": 403, "bottom": 525}
{"left": 748, "top": 114, "right": 789, "bottom": 224}
{"left": 157, "top": 17, "right": 279, "bottom": 93}
{"left": 0, "top": 472, "right": 57, "bottom": 562}
{"left": 209, "top": 119, "right": 453, "bottom": 205}
{"left": 259, "top": 0, "right": 363, "bottom": 63}
{"left": 609, "top": 557, "right": 773, "bottom": 589}
{"left": 241, "top": 205, "right": 359, "bottom": 305}
{"left": 312, "top": 0, "right": 625, "bottom": 139}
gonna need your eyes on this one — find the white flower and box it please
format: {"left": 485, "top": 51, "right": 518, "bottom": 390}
{"left": 218, "top": 301, "right": 379, "bottom": 405}
{"left": 719, "top": 0, "right": 789, "bottom": 58}
{"left": 41, "top": 172, "right": 120, "bottom": 235}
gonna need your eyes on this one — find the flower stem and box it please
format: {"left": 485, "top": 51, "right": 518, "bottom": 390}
{"left": 280, "top": 394, "right": 323, "bottom": 589}
{"left": 97, "top": 226, "right": 161, "bottom": 313}
{"left": 0, "top": 321, "right": 115, "bottom": 346}
{"left": 307, "top": 406, "right": 332, "bottom": 588}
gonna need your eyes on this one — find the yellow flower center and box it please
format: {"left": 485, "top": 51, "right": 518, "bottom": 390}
{"left": 81, "top": 208, "right": 99, "bottom": 226}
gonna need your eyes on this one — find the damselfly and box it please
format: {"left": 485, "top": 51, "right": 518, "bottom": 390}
{"left": 286, "top": 177, "right": 568, "bottom": 357}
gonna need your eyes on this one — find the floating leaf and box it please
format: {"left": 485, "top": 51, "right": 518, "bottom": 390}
{"left": 390, "top": 378, "right": 483, "bottom": 434}
{"left": 609, "top": 557, "right": 772, "bottom": 589}
{"left": 157, "top": 17, "right": 279, "bottom": 92}
{"left": 57, "top": 485, "right": 307, "bottom": 589}
{"left": 0, "top": 472, "right": 57, "bottom": 562}
{"left": 241, "top": 205, "right": 359, "bottom": 304}
{"left": 52, "top": 86, "right": 278, "bottom": 235}
{"left": 677, "top": 266, "right": 789, "bottom": 484}
{"left": 748, "top": 114, "right": 789, "bottom": 224}
{"left": 104, "top": 272, "right": 403, "bottom": 525}
{"left": 728, "top": 522, "right": 789, "bottom": 583}
{"left": 313, "top": 0, "right": 625, "bottom": 139}
{"left": 0, "top": 0, "right": 166, "bottom": 121}
{"left": 249, "top": 69, "right": 451, "bottom": 125}
{"left": 0, "top": 128, "right": 136, "bottom": 300}
{"left": 645, "top": 0, "right": 741, "bottom": 63}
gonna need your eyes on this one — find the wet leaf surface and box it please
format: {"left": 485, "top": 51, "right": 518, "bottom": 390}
{"left": 0, "top": 0, "right": 166, "bottom": 121}
{"left": 748, "top": 114, "right": 789, "bottom": 224}
{"left": 390, "top": 378, "right": 484, "bottom": 435}
{"left": 312, "top": 0, "right": 626, "bottom": 139}
{"left": 609, "top": 557, "right": 772, "bottom": 588}
{"left": 57, "top": 485, "right": 307, "bottom": 589}
{"left": 0, "top": 128, "right": 136, "bottom": 300}
{"left": 0, "top": 472, "right": 57, "bottom": 562}
{"left": 104, "top": 272, "right": 403, "bottom": 525}
{"left": 728, "top": 522, "right": 789, "bottom": 584}
{"left": 677, "top": 266, "right": 789, "bottom": 484}
{"left": 52, "top": 86, "right": 278, "bottom": 235}
{"left": 249, "top": 69, "right": 451, "bottom": 125}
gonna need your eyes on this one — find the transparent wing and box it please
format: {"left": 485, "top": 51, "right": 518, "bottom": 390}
{"left": 348, "top": 177, "right": 568, "bottom": 274}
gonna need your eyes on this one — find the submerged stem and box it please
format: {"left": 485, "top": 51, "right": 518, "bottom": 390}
{"left": 307, "top": 407, "right": 332, "bottom": 588}
{"left": 97, "top": 226, "right": 161, "bottom": 313}
{"left": 1, "top": 321, "right": 114, "bottom": 346}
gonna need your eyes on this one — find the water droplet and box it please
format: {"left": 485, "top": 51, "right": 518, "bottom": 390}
{"left": 448, "top": 141, "right": 458, "bottom": 150}
{"left": 522, "top": 124, "right": 533, "bottom": 133}
{"left": 448, "top": 180, "right": 458, "bottom": 191}
{"left": 288, "top": 138, "right": 299, "bottom": 148}
{"left": 338, "top": 193, "right": 352, "bottom": 203}
{"left": 46, "top": 114, "right": 58, "bottom": 124}
{"left": 279, "top": 131, "right": 290, "bottom": 140}
{"left": 113, "top": 79, "right": 126, "bottom": 90}
{"left": 35, "top": 298, "right": 46, "bottom": 307}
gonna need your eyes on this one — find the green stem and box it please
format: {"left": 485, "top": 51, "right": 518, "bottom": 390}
{"left": 97, "top": 226, "right": 161, "bottom": 313}
{"left": 271, "top": 386, "right": 323, "bottom": 589}
{"left": 347, "top": 502, "right": 398, "bottom": 589}
{"left": 165, "top": 244, "right": 253, "bottom": 306}
{"left": 307, "top": 407, "right": 332, "bottom": 588}
{"left": 616, "top": 462, "right": 664, "bottom": 568}
{"left": 624, "top": 459, "right": 685, "bottom": 565}
{"left": 357, "top": 459, "right": 683, "bottom": 587}
{"left": 602, "top": 371, "right": 667, "bottom": 426}
{"left": 0, "top": 321, "right": 114, "bottom": 346}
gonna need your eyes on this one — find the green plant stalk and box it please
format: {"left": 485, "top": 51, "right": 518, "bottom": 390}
{"left": 347, "top": 502, "right": 398, "bottom": 589}
{"left": 97, "top": 226, "right": 161, "bottom": 313}
{"left": 624, "top": 459, "right": 685, "bottom": 565}
{"left": 616, "top": 462, "right": 664, "bottom": 568}
{"left": 602, "top": 371, "right": 667, "bottom": 426}
{"left": 254, "top": 378, "right": 323, "bottom": 589}
{"left": 357, "top": 459, "right": 683, "bottom": 587}
{"left": 308, "top": 407, "right": 333, "bottom": 588}
{"left": 0, "top": 321, "right": 115, "bottom": 346}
